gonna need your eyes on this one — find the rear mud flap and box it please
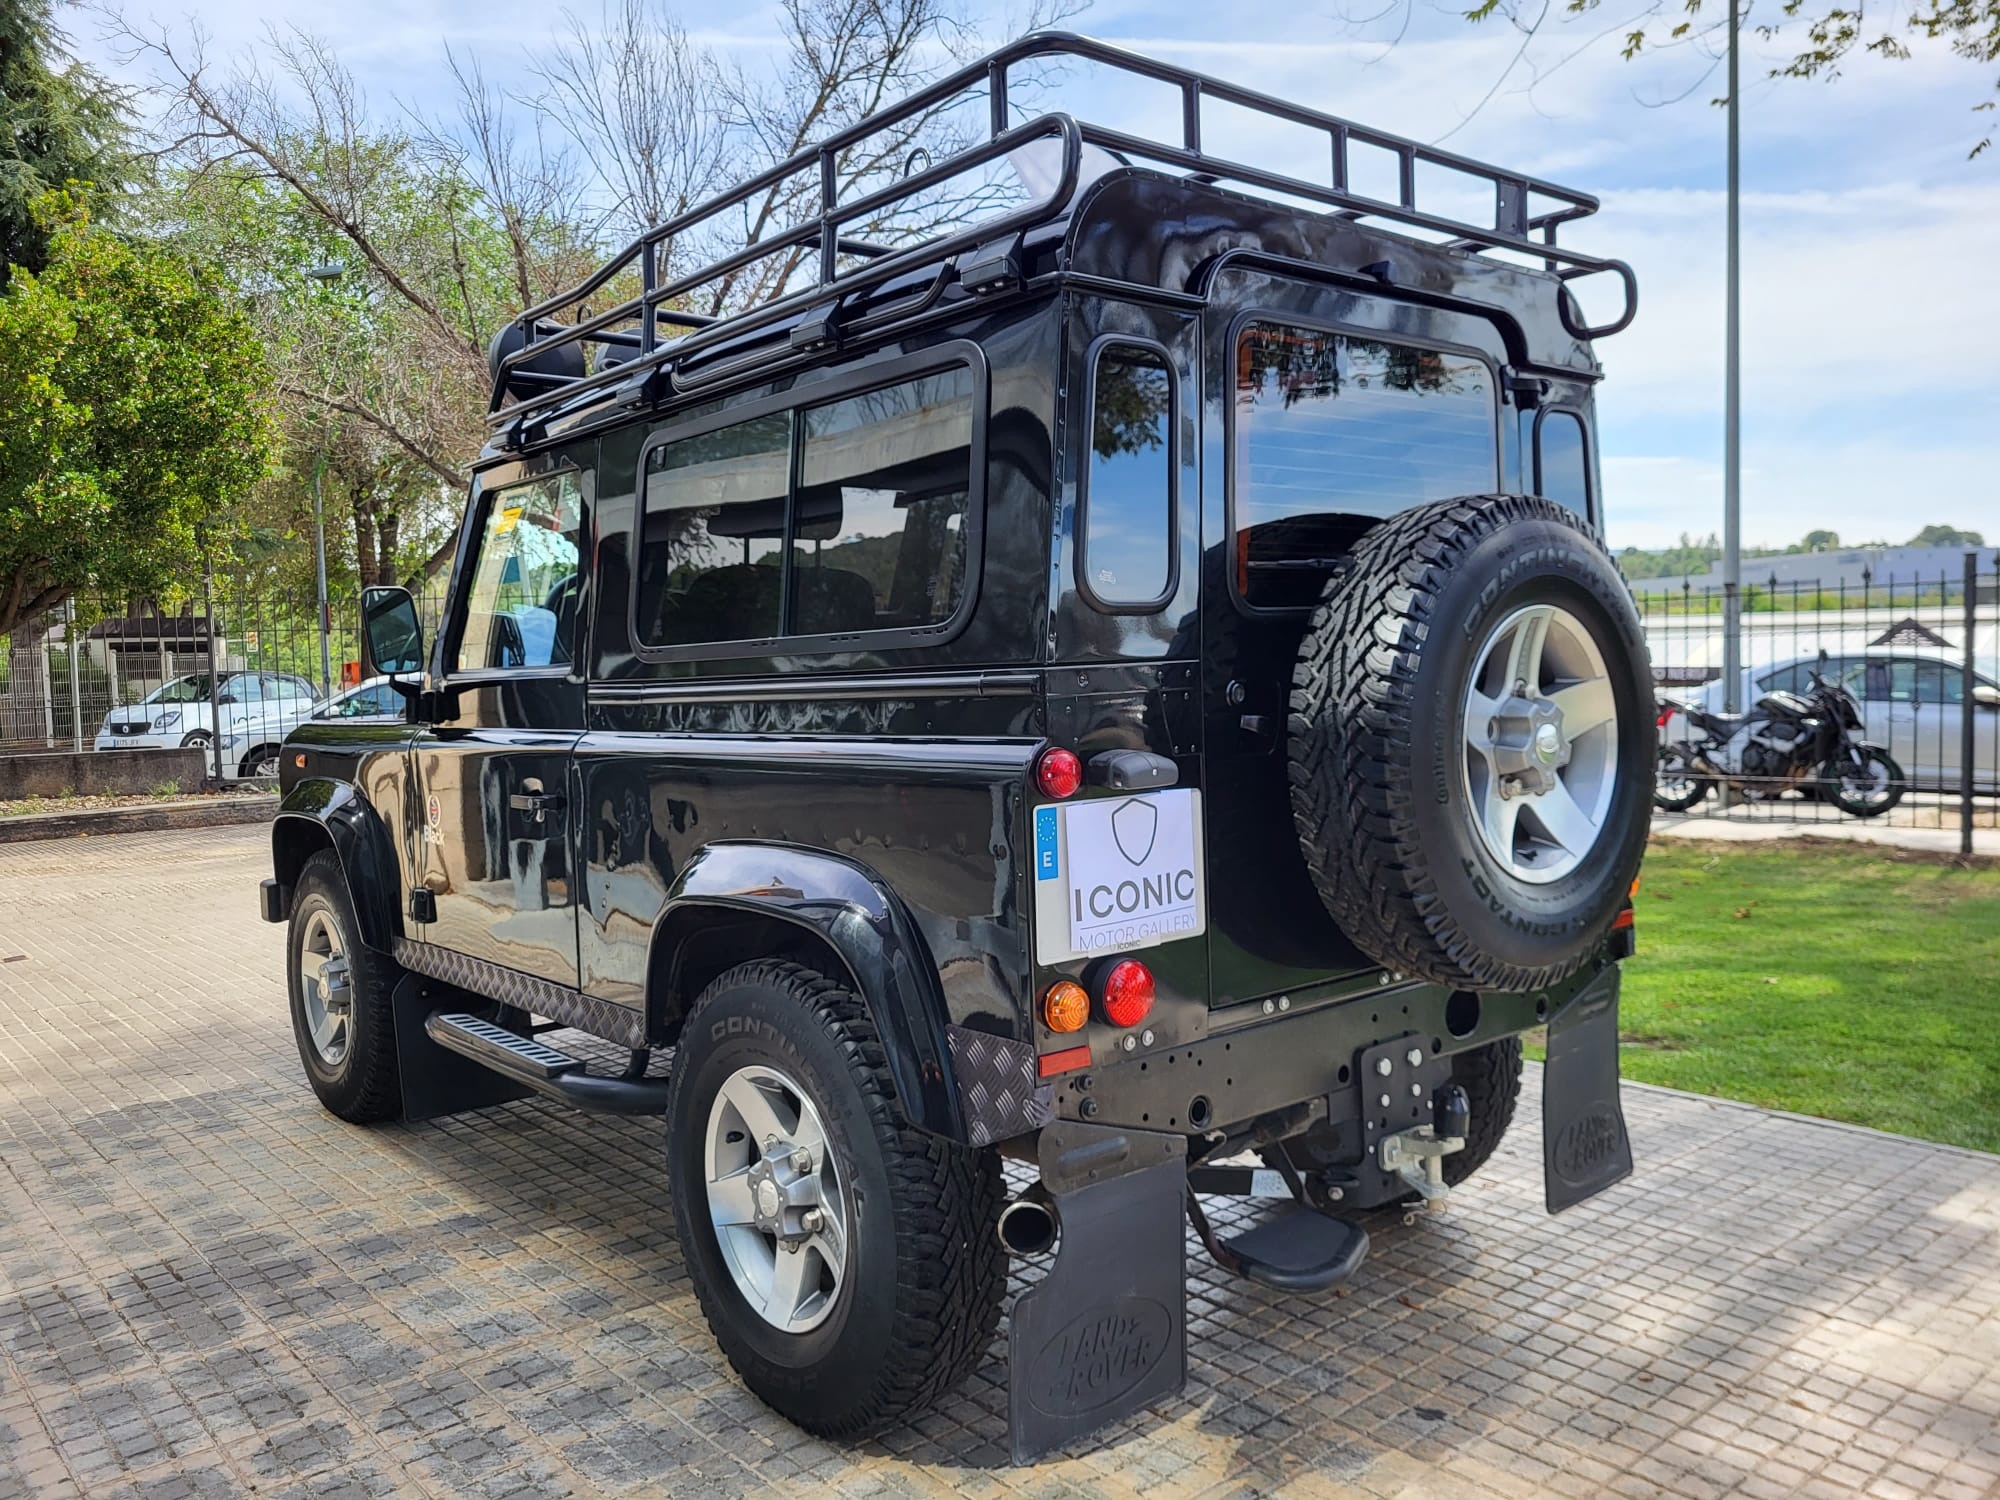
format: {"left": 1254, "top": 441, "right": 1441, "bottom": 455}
{"left": 1008, "top": 1124, "right": 1187, "bottom": 1464}
{"left": 1542, "top": 964, "right": 1633, "bottom": 1213}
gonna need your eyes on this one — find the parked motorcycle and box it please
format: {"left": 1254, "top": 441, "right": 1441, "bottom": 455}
{"left": 1655, "top": 652, "right": 1906, "bottom": 818}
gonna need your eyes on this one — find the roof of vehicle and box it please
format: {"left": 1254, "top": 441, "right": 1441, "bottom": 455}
{"left": 482, "top": 32, "right": 1636, "bottom": 455}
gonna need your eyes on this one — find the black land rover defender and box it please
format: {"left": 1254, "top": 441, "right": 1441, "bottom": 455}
{"left": 262, "top": 33, "right": 1651, "bottom": 1463}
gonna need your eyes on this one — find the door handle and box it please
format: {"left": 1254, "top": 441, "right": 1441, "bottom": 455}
{"left": 509, "top": 790, "right": 566, "bottom": 824}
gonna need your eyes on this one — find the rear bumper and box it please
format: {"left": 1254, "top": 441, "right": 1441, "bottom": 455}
{"left": 1057, "top": 973, "right": 1551, "bottom": 1137}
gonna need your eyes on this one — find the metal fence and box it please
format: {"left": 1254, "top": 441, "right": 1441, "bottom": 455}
{"left": 1637, "top": 554, "right": 1998, "bottom": 852}
{"left": 0, "top": 583, "right": 447, "bottom": 783}
{"left": 4, "top": 561, "right": 1994, "bottom": 846}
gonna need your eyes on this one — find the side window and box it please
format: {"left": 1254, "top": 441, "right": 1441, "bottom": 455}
{"left": 633, "top": 364, "right": 978, "bottom": 652}
{"left": 1756, "top": 664, "right": 1803, "bottom": 695}
{"left": 636, "top": 414, "right": 790, "bottom": 648}
{"left": 1881, "top": 661, "right": 1963, "bottom": 704}
{"left": 1080, "top": 342, "right": 1175, "bottom": 610}
{"left": 455, "top": 472, "right": 585, "bottom": 671}
{"left": 1233, "top": 323, "right": 1496, "bottom": 607}
{"left": 1535, "top": 410, "right": 1592, "bottom": 519}
{"left": 792, "top": 369, "right": 973, "bottom": 635}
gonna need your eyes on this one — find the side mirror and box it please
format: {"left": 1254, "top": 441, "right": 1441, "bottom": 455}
{"left": 1974, "top": 684, "right": 2000, "bottom": 710}
{"left": 362, "top": 586, "right": 426, "bottom": 675}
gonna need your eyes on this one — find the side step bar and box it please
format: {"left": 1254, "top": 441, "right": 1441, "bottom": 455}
{"left": 423, "top": 1012, "right": 672, "bottom": 1116}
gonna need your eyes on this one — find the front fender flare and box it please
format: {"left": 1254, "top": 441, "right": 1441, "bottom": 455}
{"left": 658, "top": 841, "right": 963, "bottom": 1141}
{"left": 272, "top": 778, "right": 405, "bottom": 952}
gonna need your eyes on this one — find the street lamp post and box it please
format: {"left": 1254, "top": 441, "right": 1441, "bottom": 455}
{"left": 1721, "top": 0, "right": 1743, "bottom": 718}
{"left": 303, "top": 262, "right": 345, "bottom": 698}
{"left": 311, "top": 452, "right": 332, "bottom": 698}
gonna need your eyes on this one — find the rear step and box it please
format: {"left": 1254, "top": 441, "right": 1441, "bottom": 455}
{"left": 423, "top": 1012, "right": 672, "bottom": 1115}
{"left": 1220, "top": 1208, "right": 1370, "bottom": 1292}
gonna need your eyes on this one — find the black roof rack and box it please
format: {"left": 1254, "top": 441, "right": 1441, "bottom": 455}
{"left": 489, "top": 31, "right": 1636, "bottom": 431}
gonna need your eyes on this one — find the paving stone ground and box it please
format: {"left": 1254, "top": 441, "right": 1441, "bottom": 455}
{"left": 2, "top": 827, "right": 1998, "bottom": 1499}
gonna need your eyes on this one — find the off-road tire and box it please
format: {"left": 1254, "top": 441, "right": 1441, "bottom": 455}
{"left": 1288, "top": 494, "right": 1655, "bottom": 991}
{"left": 665, "top": 960, "right": 1004, "bottom": 1439}
{"left": 1442, "top": 1037, "right": 1524, "bottom": 1186}
{"left": 287, "top": 850, "right": 404, "bottom": 1123}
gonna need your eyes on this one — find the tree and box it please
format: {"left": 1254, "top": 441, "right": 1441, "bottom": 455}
{"left": 113, "top": 0, "right": 1081, "bottom": 581}
{"left": 0, "top": 0, "right": 127, "bottom": 286}
{"left": 0, "top": 193, "right": 274, "bottom": 635}
{"left": 1434, "top": 0, "right": 2000, "bottom": 158}
{"left": 1907, "top": 522, "right": 1986, "bottom": 546}
{"left": 1802, "top": 528, "right": 1840, "bottom": 550}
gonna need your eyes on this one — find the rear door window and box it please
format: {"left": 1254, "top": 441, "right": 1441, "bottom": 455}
{"left": 1535, "top": 409, "right": 1592, "bottom": 519}
{"left": 1232, "top": 322, "right": 1496, "bottom": 608}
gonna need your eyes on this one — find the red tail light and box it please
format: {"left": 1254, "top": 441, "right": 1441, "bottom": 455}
{"left": 1100, "top": 959, "right": 1155, "bottom": 1028}
{"left": 1036, "top": 746, "right": 1083, "bottom": 799}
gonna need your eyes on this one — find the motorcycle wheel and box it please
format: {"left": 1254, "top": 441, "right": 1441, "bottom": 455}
{"left": 1653, "top": 745, "right": 1710, "bottom": 813}
{"left": 1823, "top": 744, "right": 1905, "bottom": 818}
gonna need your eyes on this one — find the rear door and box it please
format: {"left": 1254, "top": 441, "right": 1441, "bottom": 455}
{"left": 412, "top": 455, "right": 591, "bottom": 988}
{"left": 1201, "top": 277, "right": 1521, "bottom": 1007}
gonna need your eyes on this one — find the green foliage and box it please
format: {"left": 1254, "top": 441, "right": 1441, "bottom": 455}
{"left": 0, "top": 0, "right": 128, "bottom": 285}
{"left": 0, "top": 194, "right": 275, "bottom": 633}
{"left": 1531, "top": 841, "right": 2000, "bottom": 1152}
{"left": 1908, "top": 522, "right": 1986, "bottom": 546}
{"left": 1467, "top": 0, "right": 2000, "bottom": 157}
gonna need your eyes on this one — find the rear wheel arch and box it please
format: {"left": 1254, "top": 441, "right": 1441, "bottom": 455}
{"left": 646, "top": 846, "right": 965, "bottom": 1141}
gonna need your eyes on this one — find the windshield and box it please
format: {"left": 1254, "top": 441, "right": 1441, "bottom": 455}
{"left": 145, "top": 675, "right": 214, "bottom": 704}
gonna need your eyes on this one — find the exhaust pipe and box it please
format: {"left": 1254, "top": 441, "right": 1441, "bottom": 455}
{"left": 996, "top": 1187, "right": 1059, "bottom": 1257}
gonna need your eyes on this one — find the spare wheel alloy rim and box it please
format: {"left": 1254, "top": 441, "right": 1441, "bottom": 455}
{"left": 703, "top": 1063, "right": 850, "bottom": 1335}
{"left": 1460, "top": 602, "right": 1620, "bottom": 885}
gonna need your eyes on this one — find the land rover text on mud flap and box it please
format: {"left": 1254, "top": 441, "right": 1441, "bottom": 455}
{"left": 261, "top": 33, "right": 1650, "bottom": 1463}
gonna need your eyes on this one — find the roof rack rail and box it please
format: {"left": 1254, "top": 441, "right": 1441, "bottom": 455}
{"left": 489, "top": 31, "right": 1635, "bottom": 431}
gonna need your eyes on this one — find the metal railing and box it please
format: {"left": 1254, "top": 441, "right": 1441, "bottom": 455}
{"left": 0, "top": 584, "right": 449, "bottom": 782}
{"left": 1637, "top": 554, "right": 1998, "bottom": 853}
{"left": 490, "top": 31, "right": 1638, "bottom": 431}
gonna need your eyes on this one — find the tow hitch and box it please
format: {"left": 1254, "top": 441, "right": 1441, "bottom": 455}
{"left": 1378, "top": 1084, "right": 1469, "bottom": 1206}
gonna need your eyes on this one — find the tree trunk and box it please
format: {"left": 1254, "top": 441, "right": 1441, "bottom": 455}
{"left": 353, "top": 489, "right": 381, "bottom": 588}
{"left": 3, "top": 615, "right": 54, "bottom": 749}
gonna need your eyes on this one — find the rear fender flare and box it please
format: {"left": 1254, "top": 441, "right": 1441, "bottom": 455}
{"left": 271, "top": 778, "right": 405, "bottom": 952}
{"left": 654, "top": 841, "right": 963, "bottom": 1140}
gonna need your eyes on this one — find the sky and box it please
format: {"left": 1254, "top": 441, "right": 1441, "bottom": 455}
{"left": 70, "top": 0, "right": 2000, "bottom": 552}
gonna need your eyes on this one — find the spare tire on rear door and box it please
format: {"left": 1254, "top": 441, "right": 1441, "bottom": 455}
{"left": 1287, "top": 494, "right": 1654, "bottom": 992}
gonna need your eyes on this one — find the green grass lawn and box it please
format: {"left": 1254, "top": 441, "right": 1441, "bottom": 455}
{"left": 1540, "top": 840, "right": 2000, "bottom": 1153}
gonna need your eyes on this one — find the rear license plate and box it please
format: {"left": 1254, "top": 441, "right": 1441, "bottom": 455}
{"left": 1032, "top": 789, "right": 1206, "bottom": 966}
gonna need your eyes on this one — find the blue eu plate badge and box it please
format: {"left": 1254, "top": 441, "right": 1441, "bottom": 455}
{"left": 1035, "top": 805, "right": 1060, "bottom": 882}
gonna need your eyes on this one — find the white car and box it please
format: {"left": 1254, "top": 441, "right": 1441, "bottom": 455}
{"left": 95, "top": 671, "right": 322, "bottom": 778}
{"left": 1662, "top": 651, "right": 2000, "bottom": 794}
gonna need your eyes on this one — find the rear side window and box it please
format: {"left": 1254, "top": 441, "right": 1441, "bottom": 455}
{"left": 635, "top": 365, "right": 977, "bottom": 652}
{"left": 1535, "top": 409, "right": 1592, "bottom": 518}
{"left": 1233, "top": 322, "right": 1496, "bottom": 607}
{"left": 791, "top": 370, "right": 973, "bottom": 636}
{"left": 1080, "top": 341, "right": 1176, "bottom": 610}
{"left": 636, "top": 414, "right": 790, "bottom": 647}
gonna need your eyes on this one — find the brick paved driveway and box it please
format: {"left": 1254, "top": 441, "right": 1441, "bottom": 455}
{"left": 2, "top": 827, "right": 1998, "bottom": 1500}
